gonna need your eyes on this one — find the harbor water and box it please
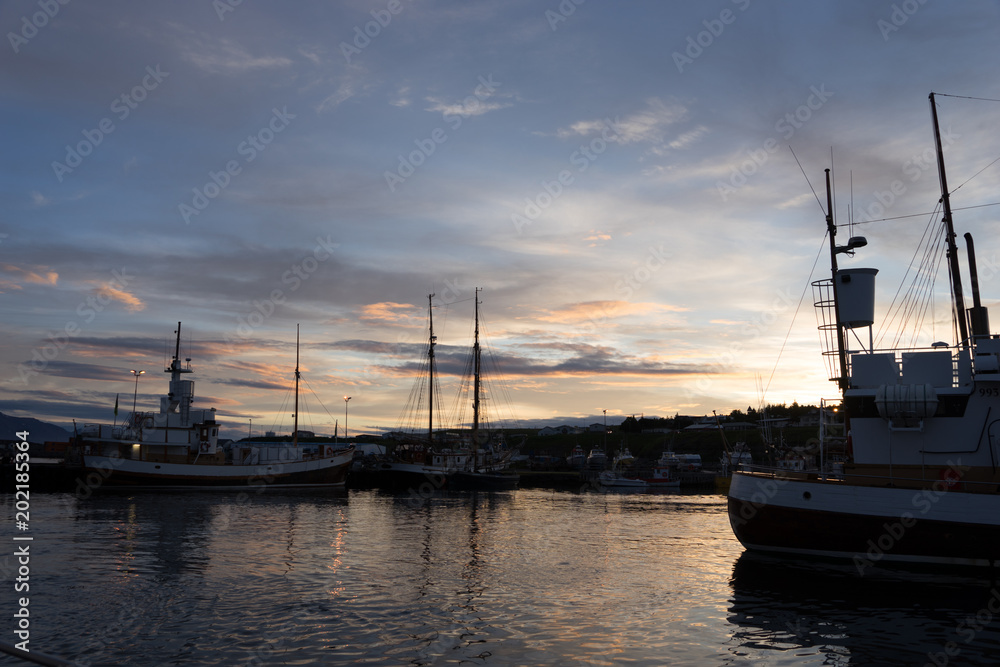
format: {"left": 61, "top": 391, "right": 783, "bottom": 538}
{"left": 3, "top": 488, "right": 1000, "bottom": 666}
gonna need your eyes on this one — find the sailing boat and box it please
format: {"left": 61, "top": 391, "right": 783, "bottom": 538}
{"left": 377, "top": 292, "right": 518, "bottom": 490}
{"left": 78, "top": 323, "right": 355, "bottom": 490}
{"left": 728, "top": 94, "right": 1000, "bottom": 568}
{"left": 448, "top": 288, "right": 519, "bottom": 490}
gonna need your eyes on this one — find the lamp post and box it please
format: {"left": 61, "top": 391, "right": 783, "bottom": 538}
{"left": 603, "top": 409, "right": 607, "bottom": 450}
{"left": 129, "top": 369, "right": 145, "bottom": 435}
{"left": 130, "top": 369, "right": 145, "bottom": 415}
{"left": 344, "top": 396, "right": 352, "bottom": 441}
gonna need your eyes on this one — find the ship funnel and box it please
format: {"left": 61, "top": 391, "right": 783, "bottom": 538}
{"left": 965, "top": 232, "right": 990, "bottom": 338}
{"left": 835, "top": 268, "right": 878, "bottom": 329}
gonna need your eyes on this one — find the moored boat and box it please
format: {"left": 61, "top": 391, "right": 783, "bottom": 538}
{"left": 78, "top": 323, "right": 354, "bottom": 490}
{"left": 375, "top": 291, "right": 518, "bottom": 491}
{"left": 728, "top": 94, "right": 1000, "bottom": 568}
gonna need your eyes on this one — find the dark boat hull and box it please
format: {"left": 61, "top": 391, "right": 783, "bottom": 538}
{"left": 448, "top": 470, "right": 519, "bottom": 491}
{"left": 728, "top": 471, "right": 1000, "bottom": 568}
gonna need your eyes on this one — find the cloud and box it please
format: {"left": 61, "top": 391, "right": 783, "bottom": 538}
{"left": 558, "top": 98, "right": 688, "bottom": 146}
{"left": 358, "top": 302, "right": 424, "bottom": 327}
{"left": 177, "top": 35, "right": 293, "bottom": 74}
{"left": 425, "top": 96, "right": 512, "bottom": 118}
{"left": 528, "top": 300, "right": 689, "bottom": 325}
{"left": 30, "top": 361, "right": 132, "bottom": 381}
{"left": 1, "top": 264, "right": 58, "bottom": 286}
{"left": 89, "top": 282, "right": 145, "bottom": 312}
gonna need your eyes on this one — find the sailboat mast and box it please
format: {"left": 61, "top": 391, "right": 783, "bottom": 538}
{"left": 293, "top": 324, "right": 300, "bottom": 448}
{"left": 427, "top": 294, "right": 436, "bottom": 447}
{"left": 824, "top": 169, "right": 849, "bottom": 392}
{"left": 930, "top": 92, "right": 970, "bottom": 347}
{"left": 472, "top": 288, "right": 481, "bottom": 472}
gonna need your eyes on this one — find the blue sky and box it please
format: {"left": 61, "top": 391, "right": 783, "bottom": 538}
{"left": 3, "top": 0, "right": 1000, "bottom": 438}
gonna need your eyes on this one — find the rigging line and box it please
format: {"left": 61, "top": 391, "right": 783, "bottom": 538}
{"left": 952, "top": 154, "right": 1000, "bottom": 195}
{"left": 846, "top": 202, "right": 1000, "bottom": 226}
{"left": 933, "top": 93, "right": 1000, "bottom": 103}
{"left": 789, "top": 145, "right": 827, "bottom": 216}
{"left": 875, "top": 203, "right": 941, "bottom": 348}
{"left": 761, "top": 231, "right": 828, "bottom": 402}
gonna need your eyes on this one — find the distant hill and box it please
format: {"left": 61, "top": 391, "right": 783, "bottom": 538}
{"left": 0, "top": 412, "right": 72, "bottom": 444}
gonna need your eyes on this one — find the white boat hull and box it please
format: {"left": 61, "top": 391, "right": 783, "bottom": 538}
{"left": 81, "top": 448, "right": 354, "bottom": 490}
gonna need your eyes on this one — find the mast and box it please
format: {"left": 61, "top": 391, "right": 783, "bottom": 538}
{"left": 824, "top": 170, "right": 850, "bottom": 392}
{"left": 930, "top": 92, "right": 970, "bottom": 347}
{"left": 427, "top": 294, "right": 436, "bottom": 447}
{"left": 472, "top": 288, "right": 482, "bottom": 472}
{"left": 293, "top": 324, "right": 300, "bottom": 448}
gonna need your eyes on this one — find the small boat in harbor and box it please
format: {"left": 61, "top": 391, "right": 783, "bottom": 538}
{"left": 566, "top": 445, "right": 586, "bottom": 468}
{"left": 597, "top": 447, "right": 649, "bottom": 490}
{"left": 77, "top": 323, "right": 354, "bottom": 490}
{"left": 728, "top": 94, "right": 1000, "bottom": 567}
{"left": 597, "top": 469, "right": 648, "bottom": 490}
{"left": 643, "top": 456, "right": 681, "bottom": 489}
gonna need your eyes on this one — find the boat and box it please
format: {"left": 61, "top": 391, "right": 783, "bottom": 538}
{"left": 714, "top": 442, "right": 752, "bottom": 492}
{"left": 375, "top": 292, "right": 518, "bottom": 490}
{"left": 586, "top": 448, "right": 608, "bottom": 470}
{"left": 644, "top": 456, "right": 682, "bottom": 488}
{"left": 728, "top": 93, "right": 1000, "bottom": 568}
{"left": 566, "top": 444, "right": 587, "bottom": 468}
{"left": 713, "top": 411, "right": 753, "bottom": 492}
{"left": 77, "top": 323, "right": 355, "bottom": 490}
{"left": 597, "top": 469, "right": 649, "bottom": 490}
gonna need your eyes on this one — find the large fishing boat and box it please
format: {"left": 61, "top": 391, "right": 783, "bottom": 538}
{"left": 728, "top": 94, "right": 1000, "bottom": 568}
{"left": 375, "top": 292, "right": 519, "bottom": 490}
{"left": 78, "top": 323, "right": 354, "bottom": 490}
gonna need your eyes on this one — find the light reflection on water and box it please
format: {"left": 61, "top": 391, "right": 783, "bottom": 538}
{"left": 2, "top": 489, "right": 999, "bottom": 665}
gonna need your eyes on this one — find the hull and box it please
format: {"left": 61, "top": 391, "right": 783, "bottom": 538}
{"left": 369, "top": 461, "right": 518, "bottom": 491}
{"left": 728, "top": 471, "right": 1000, "bottom": 568}
{"left": 448, "top": 470, "right": 519, "bottom": 491}
{"left": 370, "top": 460, "right": 449, "bottom": 491}
{"left": 82, "top": 449, "right": 354, "bottom": 490}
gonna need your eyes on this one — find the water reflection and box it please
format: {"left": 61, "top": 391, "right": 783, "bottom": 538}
{"left": 727, "top": 551, "right": 1000, "bottom": 665}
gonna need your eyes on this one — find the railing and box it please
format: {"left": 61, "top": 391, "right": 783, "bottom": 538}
{"left": 737, "top": 463, "right": 999, "bottom": 492}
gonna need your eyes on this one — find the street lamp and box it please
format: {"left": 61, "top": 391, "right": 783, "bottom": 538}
{"left": 344, "top": 396, "right": 352, "bottom": 441}
{"left": 130, "top": 369, "right": 145, "bottom": 432}
{"left": 603, "top": 409, "right": 608, "bottom": 450}
{"left": 130, "top": 370, "right": 145, "bottom": 415}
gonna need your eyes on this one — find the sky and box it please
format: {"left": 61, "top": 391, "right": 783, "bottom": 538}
{"left": 3, "top": 0, "right": 1000, "bottom": 439}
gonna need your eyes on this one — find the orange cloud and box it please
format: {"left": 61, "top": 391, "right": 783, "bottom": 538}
{"left": 2, "top": 264, "right": 58, "bottom": 286}
{"left": 531, "top": 300, "right": 688, "bottom": 325}
{"left": 93, "top": 284, "right": 145, "bottom": 312}
{"left": 359, "top": 301, "right": 422, "bottom": 327}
